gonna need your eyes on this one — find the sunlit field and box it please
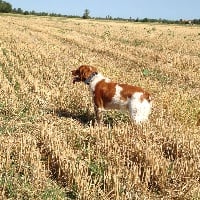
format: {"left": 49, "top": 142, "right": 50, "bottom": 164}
{"left": 0, "top": 14, "right": 200, "bottom": 199}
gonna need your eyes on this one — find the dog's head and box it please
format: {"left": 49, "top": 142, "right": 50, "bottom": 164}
{"left": 72, "top": 65, "right": 97, "bottom": 84}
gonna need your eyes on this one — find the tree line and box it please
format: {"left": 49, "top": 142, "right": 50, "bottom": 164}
{"left": 1, "top": 0, "right": 200, "bottom": 25}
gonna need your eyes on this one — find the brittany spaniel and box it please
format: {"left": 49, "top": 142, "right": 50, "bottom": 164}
{"left": 72, "top": 65, "right": 152, "bottom": 124}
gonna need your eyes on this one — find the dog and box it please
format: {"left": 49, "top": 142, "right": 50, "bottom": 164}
{"left": 72, "top": 65, "right": 152, "bottom": 124}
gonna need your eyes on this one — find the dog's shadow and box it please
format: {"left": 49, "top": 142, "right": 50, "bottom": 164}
{"left": 53, "top": 108, "right": 95, "bottom": 125}
{"left": 52, "top": 108, "right": 129, "bottom": 127}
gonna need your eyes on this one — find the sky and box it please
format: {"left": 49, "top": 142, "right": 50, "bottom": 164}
{"left": 6, "top": 0, "right": 200, "bottom": 20}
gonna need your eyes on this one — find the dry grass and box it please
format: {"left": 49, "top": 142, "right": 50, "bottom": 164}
{"left": 0, "top": 14, "right": 200, "bottom": 199}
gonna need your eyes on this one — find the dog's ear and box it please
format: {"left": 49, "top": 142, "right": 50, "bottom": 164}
{"left": 72, "top": 65, "right": 97, "bottom": 83}
{"left": 80, "top": 66, "right": 97, "bottom": 80}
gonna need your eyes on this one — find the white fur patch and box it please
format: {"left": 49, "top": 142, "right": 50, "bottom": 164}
{"left": 107, "top": 85, "right": 128, "bottom": 110}
{"left": 129, "top": 92, "right": 151, "bottom": 124}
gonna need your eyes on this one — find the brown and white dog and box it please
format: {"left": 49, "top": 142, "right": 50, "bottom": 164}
{"left": 72, "top": 65, "right": 152, "bottom": 124}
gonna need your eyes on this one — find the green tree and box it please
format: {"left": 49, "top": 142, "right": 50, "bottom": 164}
{"left": 82, "top": 9, "right": 90, "bottom": 19}
{"left": 0, "top": 0, "right": 12, "bottom": 13}
{"left": 16, "top": 8, "right": 23, "bottom": 14}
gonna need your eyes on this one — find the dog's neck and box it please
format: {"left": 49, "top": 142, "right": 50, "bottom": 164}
{"left": 88, "top": 73, "right": 110, "bottom": 92}
{"left": 84, "top": 72, "right": 98, "bottom": 85}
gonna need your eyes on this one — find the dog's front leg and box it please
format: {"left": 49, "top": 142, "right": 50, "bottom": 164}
{"left": 94, "top": 106, "right": 103, "bottom": 125}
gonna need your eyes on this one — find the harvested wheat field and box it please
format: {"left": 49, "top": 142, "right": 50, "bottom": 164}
{"left": 0, "top": 14, "right": 200, "bottom": 199}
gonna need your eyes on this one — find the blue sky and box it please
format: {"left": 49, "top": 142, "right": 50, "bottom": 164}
{"left": 7, "top": 0, "right": 200, "bottom": 20}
